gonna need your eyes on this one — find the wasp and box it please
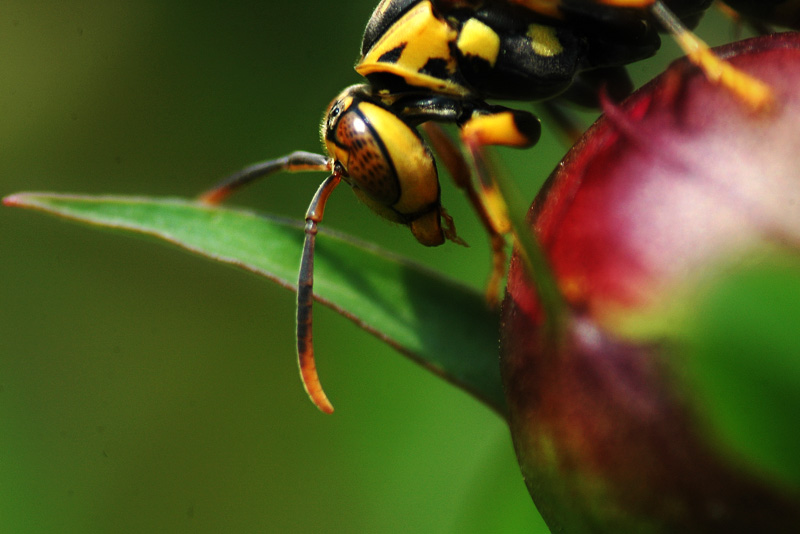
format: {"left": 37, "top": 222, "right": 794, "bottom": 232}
{"left": 200, "top": 0, "right": 781, "bottom": 413}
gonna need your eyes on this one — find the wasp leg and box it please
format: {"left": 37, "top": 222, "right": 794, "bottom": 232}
{"left": 395, "top": 96, "right": 540, "bottom": 301}
{"left": 421, "top": 122, "right": 507, "bottom": 306}
{"left": 396, "top": 97, "right": 539, "bottom": 219}
{"left": 297, "top": 171, "right": 342, "bottom": 414}
{"left": 651, "top": 0, "right": 773, "bottom": 112}
{"left": 459, "top": 107, "right": 541, "bottom": 152}
{"left": 457, "top": 107, "right": 541, "bottom": 304}
{"left": 457, "top": 107, "right": 540, "bottom": 233}
{"left": 456, "top": 107, "right": 541, "bottom": 291}
{"left": 198, "top": 151, "right": 330, "bottom": 204}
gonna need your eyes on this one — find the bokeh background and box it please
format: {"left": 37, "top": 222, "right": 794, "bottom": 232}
{"left": 1, "top": 2, "right": 744, "bottom": 532}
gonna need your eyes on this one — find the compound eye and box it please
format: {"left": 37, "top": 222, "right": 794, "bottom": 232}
{"left": 325, "top": 103, "right": 341, "bottom": 131}
{"left": 333, "top": 108, "right": 399, "bottom": 205}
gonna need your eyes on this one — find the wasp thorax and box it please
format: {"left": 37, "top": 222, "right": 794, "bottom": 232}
{"left": 322, "top": 85, "right": 446, "bottom": 246}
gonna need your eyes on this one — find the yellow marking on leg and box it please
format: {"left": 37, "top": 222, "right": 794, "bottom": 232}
{"left": 422, "top": 122, "right": 507, "bottom": 306}
{"left": 461, "top": 112, "right": 532, "bottom": 148}
{"left": 480, "top": 184, "right": 512, "bottom": 236}
{"left": 652, "top": 2, "right": 773, "bottom": 113}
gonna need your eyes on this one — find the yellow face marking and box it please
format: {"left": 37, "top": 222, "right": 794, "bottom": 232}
{"left": 456, "top": 18, "right": 500, "bottom": 67}
{"left": 527, "top": 24, "right": 563, "bottom": 57}
{"left": 357, "top": 102, "right": 439, "bottom": 215}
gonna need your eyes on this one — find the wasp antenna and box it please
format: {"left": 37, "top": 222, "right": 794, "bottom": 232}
{"left": 199, "top": 151, "right": 330, "bottom": 204}
{"left": 296, "top": 172, "right": 342, "bottom": 414}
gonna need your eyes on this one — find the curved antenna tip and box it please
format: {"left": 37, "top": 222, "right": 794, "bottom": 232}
{"left": 300, "top": 356, "right": 335, "bottom": 414}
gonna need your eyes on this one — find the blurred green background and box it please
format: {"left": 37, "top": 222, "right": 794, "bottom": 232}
{"left": 1, "top": 2, "right": 742, "bottom": 532}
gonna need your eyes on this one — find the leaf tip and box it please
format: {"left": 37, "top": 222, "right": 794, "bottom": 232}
{"left": 3, "top": 193, "right": 26, "bottom": 207}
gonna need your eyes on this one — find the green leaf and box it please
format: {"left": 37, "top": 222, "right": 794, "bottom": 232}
{"left": 5, "top": 193, "right": 506, "bottom": 416}
{"left": 685, "top": 253, "right": 800, "bottom": 491}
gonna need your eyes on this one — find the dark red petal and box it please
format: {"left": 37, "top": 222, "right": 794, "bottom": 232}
{"left": 501, "top": 33, "right": 800, "bottom": 532}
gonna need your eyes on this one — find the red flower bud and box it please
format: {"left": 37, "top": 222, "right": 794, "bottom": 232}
{"left": 501, "top": 33, "right": 800, "bottom": 532}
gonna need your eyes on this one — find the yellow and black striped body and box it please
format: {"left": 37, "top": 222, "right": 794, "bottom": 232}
{"left": 356, "top": 0, "right": 714, "bottom": 104}
{"left": 200, "top": 0, "right": 799, "bottom": 414}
